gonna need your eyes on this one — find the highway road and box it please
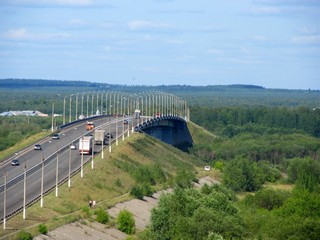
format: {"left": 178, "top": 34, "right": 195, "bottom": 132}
{"left": 0, "top": 115, "right": 144, "bottom": 222}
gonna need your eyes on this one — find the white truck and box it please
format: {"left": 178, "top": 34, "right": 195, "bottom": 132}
{"left": 79, "top": 136, "right": 93, "bottom": 155}
{"left": 134, "top": 109, "right": 141, "bottom": 119}
{"left": 94, "top": 129, "right": 105, "bottom": 145}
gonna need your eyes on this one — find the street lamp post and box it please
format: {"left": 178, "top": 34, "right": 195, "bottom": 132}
{"left": 63, "top": 96, "right": 66, "bottom": 125}
{"left": 69, "top": 94, "right": 73, "bottom": 123}
{"left": 23, "top": 161, "right": 27, "bottom": 219}
{"left": 40, "top": 153, "right": 44, "bottom": 207}
{"left": 81, "top": 137, "right": 84, "bottom": 177}
{"left": 91, "top": 139, "right": 94, "bottom": 169}
{"left": 51, "top": 101, "right": 55, "bottom": 132}
{"left": 49, "top": 141, "right": 59, "bottom": 197}
{"left": 3, "top": 172, "right": 7, "bottom": 230}
{"left": 63, "top": 134, "right": 72, "bottom": 187}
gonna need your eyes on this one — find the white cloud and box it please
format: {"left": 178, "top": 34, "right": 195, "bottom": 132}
{"left": 208, "top": 49, "right": 224, "bottom": 55}
{"left": 253, "top": 35, "right": 267, "bottom": 41}
{"left": 2, "top": 28, "right": 70, "bottom": 41}
{"left": 1, "top": 0, "right": 93, "bottom": 6}
{"left": 128, "top": 20, "right": 170, "bottom": 30}
{"left": 165, "top": 38, "right": 182, "bottom": 44}
{"left": 4, "top": 28, "right": 28, "bottom": 39}
{"left": 249, "top": 6, "right": 281, "bottom": 15}
{"left": 291, "top": 35, "right": 320, "bottom": 44}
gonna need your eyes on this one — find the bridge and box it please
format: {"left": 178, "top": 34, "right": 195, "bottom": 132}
{"left": 0, "top": 91, "right": 191, "bottom": 229}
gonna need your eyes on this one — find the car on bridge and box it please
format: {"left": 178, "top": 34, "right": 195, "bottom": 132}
{"left": 34, "top": 144, "right": 42, "bottom": 150}
{"left": 11, "top": 159, "right": 20, "bottom": 166}
{"left": 52, "top": 133, "right": 60, "bottom": 140}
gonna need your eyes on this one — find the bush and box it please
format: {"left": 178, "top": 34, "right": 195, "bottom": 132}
{"left": 94, "top": 208, "right": 109, "bottom": 224}
{"left": 38, "top": 224, "right": 48, "bottom": 234}
{"left": 244, "top": 189, "right": 291, "bottom": 210}
{"left": 16, "top": 230, "right": 32, "bottom": 240}
{"left": 130, "top": 185, "right": 144, "bottom": 200}
{"left": 175, "top": 170, "right": 196, "bottom": 188}
{"left": 117, "top": 209, "right": 135, "bottom": 234}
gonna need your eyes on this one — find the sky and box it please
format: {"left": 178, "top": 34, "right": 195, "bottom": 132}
{"left": 0, "top": 0, "right": 319, "bottom": 90}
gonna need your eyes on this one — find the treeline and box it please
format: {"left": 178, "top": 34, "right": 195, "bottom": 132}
{"left": 0, "top": 79, "right": 103, "bottom": 88}
{"left": 190, "top": 106, "right": 320, "bottom": 138}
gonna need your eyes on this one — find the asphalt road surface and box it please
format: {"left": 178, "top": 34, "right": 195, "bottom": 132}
{"left": 0, "top": 115, "right": 144, "bottom": 222}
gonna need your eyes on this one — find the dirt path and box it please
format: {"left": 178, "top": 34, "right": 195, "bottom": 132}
{"left": 34, "top": 176, "right": 219, "bottom": 240}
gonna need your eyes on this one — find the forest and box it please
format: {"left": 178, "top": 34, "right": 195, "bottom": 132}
{"left": 0, "top": 79, "right": 320, "bottom": 239}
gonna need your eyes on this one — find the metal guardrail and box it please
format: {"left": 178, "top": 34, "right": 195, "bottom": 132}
{"left": 0, "top": 114, "right": 179, "bottom": 223}
{"left": 0, "top": 116, "right": 128, "bottom": 222}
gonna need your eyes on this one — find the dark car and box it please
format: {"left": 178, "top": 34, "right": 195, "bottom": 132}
{"left": 34, "top": 144, "right": 42, "bottom": 150}
{"left": 106, "top": 133, "right": 113, "bottom": 138}
{"left": 11, "top": 159, "right": 20, "bottom": 166}
{"left": 52, "top": 133, "right": 60, "bottom": 140}
{"left": 123, "top": 119, "right": 129, "bottom": 124}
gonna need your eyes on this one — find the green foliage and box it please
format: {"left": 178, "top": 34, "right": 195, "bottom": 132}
{"left": 94, "top": 207, "right": 109, "bottom": 224}
{"left": 0, "top": 116, "right": 53, "bottom": 151}
{"left": 287, "top": 157, "right": 320, "bottom": 192}
{"left": 276, "top": 189, "right": 320, "bottom": 218}
{"left": 130, "top": 183, "right": 155, "bottom": 200}
{"left": 38, "top": 224, "right": 48, "bottom": 235}
{"left": 117, "top": 209, "right": 136, "bottom": 235}
{"left": 133, "top": 165, "right": 156, "bottom": 185}
{"left": 150, "top": 185, "right": 244, "bottom": 240}
{"left": 244, "top": 189, "right": 291, "bottom": 210}
{"left": 130, "top": 185, "right": 144, "bottom": 200}
{"left": 257, "top": 161, "right": 281, "bottom": 183}
{"left": 222, "top": 157, "right": 263, "bottom": 192}
{"left": 81, "top": 206, "right": 90, "bottom": 216}
{"left": 175, "top": 170, "right": 196, "bottom": 188}
{"left": 214, "top": 161, "right": 223, "bottom": 171}
{"left": 190, "top": 106, "right": 320, "bottom": 138}
{"left": 16, "top": 230, "right": 33, "bottom": 240}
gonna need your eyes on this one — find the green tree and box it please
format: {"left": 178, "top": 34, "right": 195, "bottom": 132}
{"left": 150, "top": 185, "right": 244, "bottom": 240}
{"left": 222, "top": 157, "right": 262, "bottom": 192}
{"left": 287, "top": 157, "right": 320, "bottom": 192}
{"left": 117, "top": 209, "right": 135, "bottom": 235}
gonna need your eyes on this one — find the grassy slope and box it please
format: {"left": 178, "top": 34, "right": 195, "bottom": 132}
{"left": 1, "top": 122, "right": 216, "bottom": 239}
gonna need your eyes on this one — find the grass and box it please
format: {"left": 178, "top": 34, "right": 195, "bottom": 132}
{"left": 0, "top": 126, "right": 207, "bottom": 239}
{"left": 0, "top": 131, "right": 50, "bottom": 162}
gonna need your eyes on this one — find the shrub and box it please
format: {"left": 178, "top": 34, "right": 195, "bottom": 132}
{"left": 244, "top": 189, "right": 291, "bottom": 210}
{"left": 117, "top": 209, "right": 136, "bottom": 234}
{"left": 16, "top": 230, "right": 32, "bottom": 240}
{"left": 94, "top": 208, "right": 109, "bottom": 224}
{"left": 130, "top": 185, "right": 144, "bottom": 200}
{"left": 175, "top": 170, "right": 196, "bottom": 188}
{"left": 38, "top": 224, "right": 48, "bottom": 235}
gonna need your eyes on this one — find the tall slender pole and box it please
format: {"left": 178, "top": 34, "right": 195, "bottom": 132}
{"left": 3, "top": 173, "right": 7, "bottom": 230}
{"left": 91, "top": 93, "right": 94, "bottom": 116}
{"left": 86, "top": 94, "right": 89, "bottom": 118}
{"left": 101, "top": 135, "right": 104, "bottom": 159}
{"left": 69, "top": 95, "right": 72, "bottom": 123}
{"left": 81, "top": 92, "right": 84, "bottom": 117}
{"left": 75, "top": 93, "right": 78, "bottom": 120}
{"left": 91, "top": 141, "right": 94, "bottom": 169}
{"left": 55, "top": 150, "right": 59, "bottom": 197}
{"left": 63, "top": 96, "right": 66, "bottom": 125}
{"left": 40, "top": 154, "right": 44, "bottom": 207}
{"left": 51, "top": 101, "right": 55, "bottom": 132}
{"left": 81, "top": 137, "right": 84, "bottom": 177}
{"left": 23, "top": 162, "right": 27, "bottom": 219}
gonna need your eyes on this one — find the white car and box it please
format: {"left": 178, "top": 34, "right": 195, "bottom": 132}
{"left": 70, "top": 144, "right": 76, "bottom": 150}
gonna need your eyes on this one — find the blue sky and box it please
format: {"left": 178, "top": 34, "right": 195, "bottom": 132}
{"left": 0, "top": 0, "right": 319, "bottom": 89}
